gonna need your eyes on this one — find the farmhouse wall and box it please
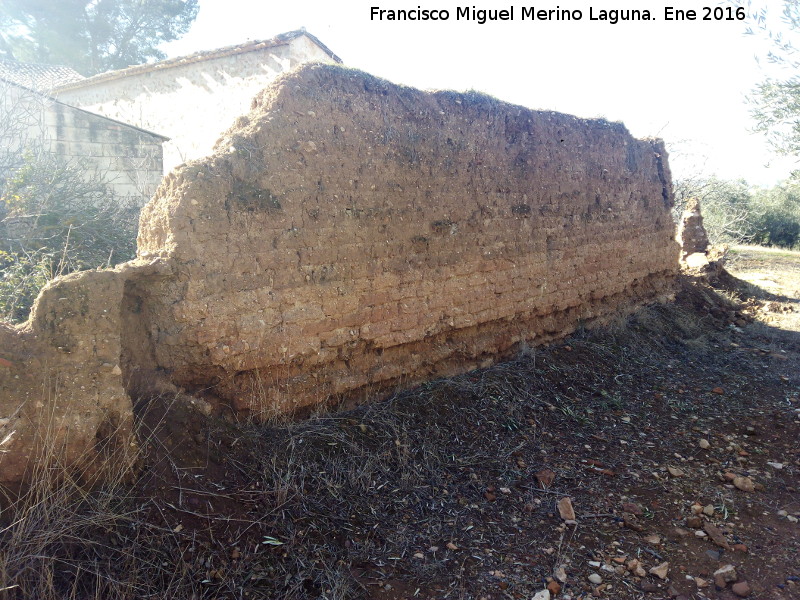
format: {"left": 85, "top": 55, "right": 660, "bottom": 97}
{"left": 55, "top": 33, "right": 337, "bottom": 173}
{"left": 45, "top": 103, "right": 165, "bottom": 204}
{"left": 0, "top": 64, "right": 680, "bottom": 485}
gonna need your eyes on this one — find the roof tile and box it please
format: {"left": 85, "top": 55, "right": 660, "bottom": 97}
{"left": 0, "top": 59, "right": 84, "bottom": 91}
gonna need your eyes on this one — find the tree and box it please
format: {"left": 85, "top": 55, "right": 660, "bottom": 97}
{"left": 0, "top": 0, "right": 198, "bottom": 75}
{"left": 737, "top": 0, "right": 800, "bottom": 156}
{"left": 748, "top": 182, "right": 800, "bottom": 247}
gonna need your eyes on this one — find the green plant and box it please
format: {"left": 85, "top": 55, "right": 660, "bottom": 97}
{"left": 0, "top": 153, "right": 139, "bottom": 323}
{"left": 748, "top": 182, "right": 800, "bottom": 248}
{"left": 0, "top": 250, "right": 52, "bottom": 323}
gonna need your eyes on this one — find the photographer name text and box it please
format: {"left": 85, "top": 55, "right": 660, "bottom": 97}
{"left": 369, "top": 5, "right": 746, "bottom": 24}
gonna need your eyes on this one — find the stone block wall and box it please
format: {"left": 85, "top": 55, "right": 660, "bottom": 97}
{"left": 45, "top": 102, "right": 165, "bottom": 205}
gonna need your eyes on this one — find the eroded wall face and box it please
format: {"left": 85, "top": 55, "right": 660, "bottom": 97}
{"left": 137, "top": 64, "right": 679, "bottom": 415}
{"left": 0, "top": 268, "right": 139, "bottom": 485}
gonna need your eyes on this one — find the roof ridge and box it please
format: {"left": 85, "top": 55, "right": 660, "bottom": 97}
{"left": 54, "top": 29, "right": 341, "bottom": 92}
{"left": 0, "top": 57, "right": 85, "bottom": 72}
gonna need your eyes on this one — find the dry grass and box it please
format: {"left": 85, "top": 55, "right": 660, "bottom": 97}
{"left": 0, "top": 394, "right": 208, "bottom": 600}
{"left": 726, "top": 244, "right": 800, "bottom": 342}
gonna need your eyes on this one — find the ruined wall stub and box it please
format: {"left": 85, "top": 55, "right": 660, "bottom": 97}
{"left": 678, "top": 197, "right": 711, "bottom": 258}
{"left": 135, "top": 63, "right": 680, "bottom": 416}
{"left": 1, "top": 64, "right": 680, "bottom": 485}
{"left": 0, "top": 264, "right": 156, "bottom": 485}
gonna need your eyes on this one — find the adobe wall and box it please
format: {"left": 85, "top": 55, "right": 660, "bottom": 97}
{"left": 136, "top": 63, "right": 679, "bottom": 416}
{"left": 0, "top": 264, "right": 152, "bottom": 485}
{"left": 0, "top": 63, "right": 679, "bottom": 484}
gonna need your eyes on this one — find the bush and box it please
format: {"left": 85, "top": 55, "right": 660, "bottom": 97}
{"left": 673, "top": 176, "right": 800, "bottom": 250}
{"left": 748, "top": 183, "right": 800, "bottom": 249}
{"left": 0, "top": 249, "right": 53, "bottom": 323}
{"left": 0, "top": 154, "right": 139, "bottom": 323}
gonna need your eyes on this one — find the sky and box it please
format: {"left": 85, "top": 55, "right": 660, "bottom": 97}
{"left": 163, "top": 0, "right": 799, "bottom": 186}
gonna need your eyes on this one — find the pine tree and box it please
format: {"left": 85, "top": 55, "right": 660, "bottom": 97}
{"left": 0, "top": 0, "right": 198, "bottom": 75}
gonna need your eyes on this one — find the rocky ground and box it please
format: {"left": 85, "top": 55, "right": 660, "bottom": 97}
{"left": 1, "top": 245, "right": 798, "bottom": 600}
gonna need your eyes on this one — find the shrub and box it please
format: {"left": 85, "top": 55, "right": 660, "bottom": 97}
{"left": 748, "top": 183, "right": 800, "bottom": 249}
{"left": 0, "top": 154, "right": 139, "bottom": 323}
{"left": 673, "top": 176, "right": 800, "bottom": 250}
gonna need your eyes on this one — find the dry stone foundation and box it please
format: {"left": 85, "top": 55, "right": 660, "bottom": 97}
{"left": 0, "top": 63, "right": 680, "bottom": 485}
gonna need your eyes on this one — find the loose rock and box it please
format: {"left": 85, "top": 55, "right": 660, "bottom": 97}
{"left": 686, "top": 515, "right": 703, "bottom": 529}
{"left": 627, "top": 558, "right": 647, "bottom": 577}
{"left": 536, "top": 469, "right": 556, "bottom": 488}
{"left": 713, "top": 564, "right": 738, "bottom": 584}
{"left": 622, "top": 502, "right": 644, "bottom": 515}
{"left": 623, "top": 512, "right": 645, "bottom": 531}
{"left": 668, "top": 466, "right": 684, "bottom": 477}
{"left": 644, "top": 534, "right": 661, "bottom": 545}
{"left": 673, "top": 527, "right": 691, "bottom": 537}
{"left": 649, "top": 562, "right": 670, "bottom": 580}
{"left": 731, "top": 581, "right": 752, "bottom": 597}
{"left": 704, "top": 522, "right": 732, "bottom": 550}
{"left": 557, "top": 497, "right": 576, "bottom": 521}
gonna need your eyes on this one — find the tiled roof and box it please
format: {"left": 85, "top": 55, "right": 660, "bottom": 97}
{"left": 55, "top": 29, "right": 341, "bottom": 92}
{"left": 0, "top": 59, "right": 84, "bottom": 91}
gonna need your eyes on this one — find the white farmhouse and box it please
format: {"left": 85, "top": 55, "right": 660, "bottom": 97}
{"left": 54, "top": 30, "right": 341, "bottom": 173}
{"left": 0, "top": 60, "right": 167, "bottom": 205}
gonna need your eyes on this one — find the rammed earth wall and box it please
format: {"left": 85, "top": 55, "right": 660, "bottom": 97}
{"left": 0, "top": 63, "right": 679, "bottom": 484}
{"left": 134, "top": 63, "right": 679, "bottom": 414}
